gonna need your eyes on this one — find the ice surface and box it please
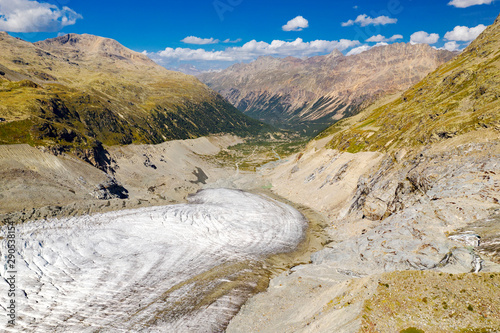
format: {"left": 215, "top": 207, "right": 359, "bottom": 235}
{"left": 0, "top": 188, "right": 307, "bottom": 332}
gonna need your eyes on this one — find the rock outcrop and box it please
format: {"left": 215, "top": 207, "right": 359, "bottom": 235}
{"left": 229, "top": 126, "right": 500, "bottom": 332}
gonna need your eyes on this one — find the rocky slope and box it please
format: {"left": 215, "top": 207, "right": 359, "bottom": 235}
{"left": 1, "top": 16, "right": 499, "bottom": 333}
{"left": 0, "top": 33, "right": 266, "bottom": 155}
{"left": 224, "top": 14, "right": 500, "bottom": 333}
{"left": 321, "top": 15, "right": 500, "bottom": 153}
{"left": 0, "top": 135, "right": 245, "bottom": 217}
{"left": 199, "top": 44, "right": 454, "bottom": 132}
{"left": 229, "top": 126, "right": 500, "bottom": 332}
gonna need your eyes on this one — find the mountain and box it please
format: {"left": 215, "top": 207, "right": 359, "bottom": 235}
{"left": 199, "top": 44, "right": 454, "bottom": 133}
{"left": 226, "top": 15, "right": 500, "bottom": 332}
{"left": 320, "top": 15, "right": 500, "bottom": 153}
{"left": 0, "top": 33, "right": 266, "bottom": 153}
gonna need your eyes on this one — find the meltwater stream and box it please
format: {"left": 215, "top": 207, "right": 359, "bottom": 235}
{"left": 0, "top": 189, "right": 307, "bottom": 332}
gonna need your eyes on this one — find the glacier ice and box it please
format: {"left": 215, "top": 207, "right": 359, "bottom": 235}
{"left": 0, "top": 188, "right": 307, "bottom": 332}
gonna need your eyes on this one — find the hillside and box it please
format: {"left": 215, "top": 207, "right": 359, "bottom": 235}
{"left": 225, "top": 15, "right": 500, "bottom": 332}
{"left": 0, "top": 33, "right": 266, "bottom": 154}
{"left": 199, "top": 44, "right": 454, "bottom": 132}
{"left": 320, "top": 15, "right": 500, "bottom": 153}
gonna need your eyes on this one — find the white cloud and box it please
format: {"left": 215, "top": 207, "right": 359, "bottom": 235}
{"left": 0, "top": 0, "right": 82, "bottom": 32}
{"left": 342, "top": 14, "right": 397, "bottom": 27}
{"left": 366, "top": 34, "right": 403, "bottom": 42}
{"left": 346, "top": 42, "right": 389, "bottom": 56}
{"left": 410, "top": 31, "right": 440, "bottom": 44}
{"left": 148, "top": 38, "right": 360, "bottom": 67}
{"left": 388, "top": 34, "right": 403, "bottom": 41}
{"left": 181, "top": 36, "right": 219, "bottom": 45}
{"left": 154, "top": 48, "right": 234, "bottom": 61}
{"left": 366, "top": 35, "right": 386, "bottom": 42}
{"left": 231, "top": 38, "right": 359, "bottom": 59}
{"left": 442, "top": 41, "right": 461, "bottom": 51}
{"left": 346, "top": 45, "right": 371, "bottom": 56}
{"left": 223, "top": 38, "right": 242, "bottom": 43}
{"left": 366, "top": 34, "right": 386, "bottom": 42}
{"left": 282, "top": 16, "right": 309, "bottom": 31}
{"left": 444, "top": 24, "right": 487, "bottom": 41}
{"left": 180, "top": 37, "right": 243, "bottom": 45}
{"left": 448, "top": 0, "right": 494, "bottom": 8}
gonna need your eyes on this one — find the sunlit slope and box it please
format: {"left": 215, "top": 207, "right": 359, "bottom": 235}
{"left": 200, "top": 44, "right": 453, "bottom": 132}
{"left": 320, "top": 15, "right": 500, "bottom": 153}
{"left": 0, "top": 33, "right": 266, "bottom": 149}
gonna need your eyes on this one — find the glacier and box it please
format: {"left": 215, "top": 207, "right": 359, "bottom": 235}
{"left": 0, "top": 188, "right": 307, "bottom": 332}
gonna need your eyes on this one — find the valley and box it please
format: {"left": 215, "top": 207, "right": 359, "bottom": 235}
{"left": 0, "top": 10, "right": 500, "bottom": 333}
{"left": 199, "top": 44, "right": 454, "bottom": 133}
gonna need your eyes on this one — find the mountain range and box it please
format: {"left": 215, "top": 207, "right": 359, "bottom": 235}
{"left": 199, "top": 44, "right": 455, "bottom": 133}
{"left": 1, "top": 12, "right": 500, "bottom": 333}
{"left": 321, "top": 15, "right": 500, "bottom": 153}
{"left": 0, "top": 33, "right": 266, "bottom": 154}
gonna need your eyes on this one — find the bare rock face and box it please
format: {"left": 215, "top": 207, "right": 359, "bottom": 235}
{"left": 199, "top": 43, "right": 454, "bottom": 131}
{"left": 228, "top": 131, "right": 500, "bottom": 333}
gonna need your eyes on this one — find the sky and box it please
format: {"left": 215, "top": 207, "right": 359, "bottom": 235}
{"left": 0, "top": 0, "right": 499, "bottom": 71}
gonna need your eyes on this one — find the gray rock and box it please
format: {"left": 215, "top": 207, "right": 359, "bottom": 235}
{"left": 92, "top": 176, "right": 129, "bottom": 200}
{"left": 449, "top": 232, "right": 481, "bottom": 247}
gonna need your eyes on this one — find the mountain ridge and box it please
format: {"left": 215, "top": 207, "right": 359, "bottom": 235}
{"left": 199, "top": 43, "right": 455, "bottom": 133}
{"left": 319, "top": 14, "right": 500, "bottom": 153}
{"left": 34, "top": 33, "right": 156, "bottom": 67}
{"left": 0, "top": 32, "right": 267, "bottom": 161}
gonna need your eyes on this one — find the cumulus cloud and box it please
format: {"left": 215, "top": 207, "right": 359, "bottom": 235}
{"left": 444, "top": 24, "right": 487, "bottom": 41}
{"left": 366, "top": 34, "right": 385, "bottom": 42}
{"left": 341, "top": 14, "right": 397, "bottom": 27}
{"left": 410, "top": 31, "right": 440, "bottom": 44}
{"left": 147, "top": 38, "right": 360, "bottom": 67}
{"left": 282, "top": 16, "right": 309, "bottom": 31}
{"left": 346, "top": 45, "right": 371, "bottom": 56}
{"left": 442, "top": 41, "right": 462, "bottom": 51}
{"left": 154, "top": 48, "right": 234, "bottom": 61}
{"left": 0, "top": 0, "right": 81, "bottom": 32}
{"left": 366, "top": 34, "right": 403, "bottom": 42}
{"left": 181, "top": 36, "right": 219, "bottom": 45}
{"left": 346, "top": 42, "right": 389, "bottom": 56}
{"left": 448, "top": 0, "right": 494, "bottom": 8}
{"left": 388, "top": 34, "right": 403, "bottom": 41}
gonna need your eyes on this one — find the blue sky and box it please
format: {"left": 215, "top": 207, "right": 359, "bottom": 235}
{"left": 1, "top": 0, "right": 499, "bottom": 71}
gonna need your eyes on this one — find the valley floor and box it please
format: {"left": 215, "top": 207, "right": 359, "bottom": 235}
{"left": 1, "top": 131, "right": 500, "bottom": 332}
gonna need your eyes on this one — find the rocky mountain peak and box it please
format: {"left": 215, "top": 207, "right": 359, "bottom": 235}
{"left": 35, "top": 33, "right": 155, "bottom": 66}
{"left": 326, "top": 49, "right": 344, "bottom": 58}
{"left": 254, "top": 55, "right": 278, "bottom": 64}
{"left": 37, "top": 33, "right": 119, "bottom": 51}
